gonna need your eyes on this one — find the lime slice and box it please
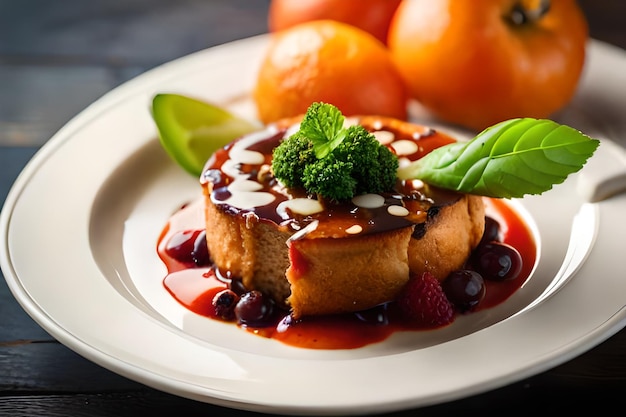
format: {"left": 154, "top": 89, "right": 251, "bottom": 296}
{"left": 151, "top": 93, "right": 260, "bottom": 177}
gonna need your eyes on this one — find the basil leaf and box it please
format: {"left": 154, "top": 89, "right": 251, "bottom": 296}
{"left": 397, "top": 118, "right": 600, "bottom": 198}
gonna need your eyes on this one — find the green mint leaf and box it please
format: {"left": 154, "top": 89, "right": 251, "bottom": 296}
{"left": 298, "top": 102, "right": 347, "bottom": 159}
{"left": 397, "top": 118, "right": 600, "bottom": 198}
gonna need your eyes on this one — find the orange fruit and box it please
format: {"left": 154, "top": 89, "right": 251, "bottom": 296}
{"left": 267, "top": 0, "right": 401, "bottom": 45}
{"left": 253, "top": 20, "right": 408, "bottom": 124}
{"left": 387, "top": 0, "right": 588, "bottom": 131}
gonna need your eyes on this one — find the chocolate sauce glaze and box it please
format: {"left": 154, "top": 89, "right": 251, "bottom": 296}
{"left": 200, "top": 117, "right": 463, "bottom": 240}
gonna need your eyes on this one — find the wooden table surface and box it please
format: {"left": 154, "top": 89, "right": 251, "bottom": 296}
{"left": 1, "top": 1, "right": 625, "bottom": 415}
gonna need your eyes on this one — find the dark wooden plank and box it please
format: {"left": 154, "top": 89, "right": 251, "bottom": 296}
{"left": 0, "top": 0, "right": 271, "bottom": 147}
{"left": 0, "top": 392, "right": 248, "bottom": 417}
{"left": 2, "top": 327, "right": 624, "bottom": 393}
{"left": 0, "top": 342, "right": 143, "bottom": 392}
{"left": 0, "top": 317, "right": 624, "bottom": 412}
{"left": 0, "top": 0, "right": 271, "bottom": 60}
{"left": 0, "top": 66, "right": 123, "bottom": 146}
{"left": 0, "top": 375, "right": 623, "bottom": 417}
{"left": 0, "top": 330, "right": 624, "bottom": 414}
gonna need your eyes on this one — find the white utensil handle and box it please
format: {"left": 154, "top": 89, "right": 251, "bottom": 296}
{"left": 577, "top": 139, "right": 626, "bottom": 202}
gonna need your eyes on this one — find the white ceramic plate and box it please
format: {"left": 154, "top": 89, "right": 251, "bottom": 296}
{"left": 2, "top": 35, "right": 626, "bottom": 415}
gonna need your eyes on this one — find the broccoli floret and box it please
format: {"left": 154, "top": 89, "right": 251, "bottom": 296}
{"left": 272, "top": 132, "right": 316, "bottom": 188}
{"left": 271, "top": 103, "right": 399, "bottom": 201}
{"left": 303, "top": 159, "right": 357, "bottom": 200}
{"left": 332, "top": 125, "right": 398, "bottom": 195}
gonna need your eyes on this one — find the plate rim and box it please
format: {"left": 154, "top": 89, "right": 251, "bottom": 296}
{"left": 2, "top": 35, "right": 626, "bottom": 415}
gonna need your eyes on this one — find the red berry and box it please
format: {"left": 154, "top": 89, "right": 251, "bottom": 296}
{"left": 474, "top": 242, "right": 522, "bottom": 282}
{"left": 397, "top": 272, "right": 455, "bottom": 327}
{"left": 234, "top": 291, "right": 275, "bottom": 327}
{"left": 212, "top": 289, "right": 239, "bottom": 321}
{"left": 442, "top": 270, "right": 485, "bottom": 312}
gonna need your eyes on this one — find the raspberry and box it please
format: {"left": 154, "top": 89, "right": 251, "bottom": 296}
{"left": 397, "top": 272, "right": 455, "bottom": 327}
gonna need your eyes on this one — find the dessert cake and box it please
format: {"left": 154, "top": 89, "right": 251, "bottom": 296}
{"left": 201, "top": 116, "right": 485, "bottom": 318}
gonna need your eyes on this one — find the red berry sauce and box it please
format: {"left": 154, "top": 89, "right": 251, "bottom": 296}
{"left": 157, "top": 197, "right": 537, "bottom": 350}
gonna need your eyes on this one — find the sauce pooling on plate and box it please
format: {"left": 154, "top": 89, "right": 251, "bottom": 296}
{"left": 157, "top": 196, "right": 536, "bottom": 350}
{"left": 157, "top": 117, "right": 537, "bottom": 349}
